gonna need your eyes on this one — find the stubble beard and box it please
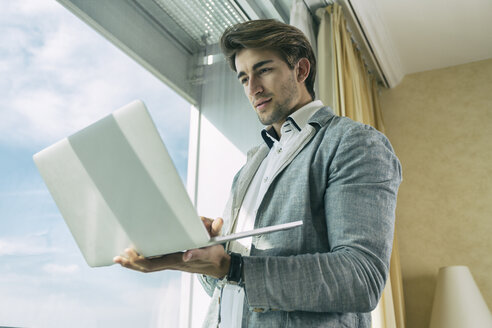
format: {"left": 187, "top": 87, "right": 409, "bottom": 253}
{"left": 256, "top": 74, "right": 299, "bottom": 126}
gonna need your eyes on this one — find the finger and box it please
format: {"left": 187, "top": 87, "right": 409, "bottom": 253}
{"left": 211, "top": 218, "right": 223, "bottom": 237}
{"left": 183, "top": 249, "right": 203, "bottom": 262}
{"left": 114, "top": 248, "right": 152, "bottom": 271}
{"left": 113, "top": 255, "right": 125, "bottom": 264}
{"left": 200, "top": 216, "right": 213, "bottom": 233}
{"left": 184, "top": 244, "right": 224, "bottom": 262}
{"left": 183, "top": 250, "right": 193, "bottom": 262}
{"left": 183, "top": 247, "right": 211, "bottom": 262}
{"left": 113, "top": 255, "right": 131, "bottom": 266}
{"left": 113, "top": 255, "right": 149, "bottom": 272}
{"left": 124, "top": 248, "right": 143, "bottom": 261}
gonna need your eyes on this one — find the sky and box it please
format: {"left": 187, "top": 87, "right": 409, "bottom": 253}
{"left": 0, "top": 1, "right": 191, "bottom": 327}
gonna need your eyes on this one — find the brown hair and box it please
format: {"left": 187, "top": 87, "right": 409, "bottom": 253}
{"left": 220, "top": 19, "right": 316, "bottom": 100}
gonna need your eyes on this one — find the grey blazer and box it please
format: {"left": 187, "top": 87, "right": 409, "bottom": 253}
{"left": 200, "top": 107, "right": 402, "bottom": 328}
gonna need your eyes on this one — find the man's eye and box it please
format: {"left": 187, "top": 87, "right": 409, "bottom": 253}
{"left": 240, "top": 78, "right": 248, "bottom": 84}
{"left": 260, "top": 68, "right": 271, "bottom": 74}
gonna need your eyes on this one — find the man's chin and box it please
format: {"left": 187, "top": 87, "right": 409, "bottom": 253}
{"left": 257, "top": 114, "right": 274, "bottom": 126}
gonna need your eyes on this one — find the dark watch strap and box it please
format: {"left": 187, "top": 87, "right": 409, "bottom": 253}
{"left": 227, "top": 252, "right": 244, "bottom": 286}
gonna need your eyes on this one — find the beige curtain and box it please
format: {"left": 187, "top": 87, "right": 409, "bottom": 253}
{"left": 317, "top": 4, "right": 406, "bottom": 328}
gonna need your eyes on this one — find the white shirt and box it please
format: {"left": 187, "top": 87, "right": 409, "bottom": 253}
{"left": 220, "top": 100, "right": 324, "bottom": 327}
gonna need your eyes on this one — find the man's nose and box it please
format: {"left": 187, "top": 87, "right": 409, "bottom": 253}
{"left": 248, "top": 77, "right": 263, "bottom": 97}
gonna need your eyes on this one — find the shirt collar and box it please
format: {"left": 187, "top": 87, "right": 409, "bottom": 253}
{"left": 288, "top": 100, "right": 324, "bottom": 131}
{"left": 261, "top": 100, "right": 324, "bottom": 148}
{"left": 261, "top": 128, "right": 278, "bottom": 149}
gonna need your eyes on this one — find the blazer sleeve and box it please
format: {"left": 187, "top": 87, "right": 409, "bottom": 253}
{"left": 242, "top": 125, "right": 402, "bottom": 313}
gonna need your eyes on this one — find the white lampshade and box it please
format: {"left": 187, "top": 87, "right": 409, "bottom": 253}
{"left": 429, "top": 266, "right": 492, "bottom": 328}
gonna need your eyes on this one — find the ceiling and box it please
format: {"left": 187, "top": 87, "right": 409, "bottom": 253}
{"left": 157, "top": 0, "right": 492, "bottom": 84}
{"left": 371, "top": 0, "right": 492, "bottom": 75}
{"left": 56, "top": 0, "right": 492, "bottom": 93}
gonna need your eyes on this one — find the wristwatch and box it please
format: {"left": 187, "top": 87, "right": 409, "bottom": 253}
{"left": 226, "top": 252, "right": 244, "bottom": 286}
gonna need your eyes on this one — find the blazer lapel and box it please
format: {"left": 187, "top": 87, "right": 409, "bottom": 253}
{"left": 227, "top": 145, "right": 269, "bottom": 234}
{"left": 267, "top": 107, "right": 334, "bottom": 184}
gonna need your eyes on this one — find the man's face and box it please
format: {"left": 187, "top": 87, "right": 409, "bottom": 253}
{"left": 235, "top": 48, "right": 302, "bottom": 128}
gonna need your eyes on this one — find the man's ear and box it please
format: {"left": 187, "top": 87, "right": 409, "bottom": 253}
{"left": 296, "top": 58, "right": 310, "bottom": 83}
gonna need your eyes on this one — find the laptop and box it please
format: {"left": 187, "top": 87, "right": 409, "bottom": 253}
{"left": 33, "top": 100, "right": 302, "bottom": 267}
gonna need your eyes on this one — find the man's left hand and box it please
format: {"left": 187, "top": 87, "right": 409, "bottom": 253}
{"left": 113, "top": 217, "right": 230, "bottom": 278}
{"left": 113, "top": 245, "right": 230, "bottom": 278}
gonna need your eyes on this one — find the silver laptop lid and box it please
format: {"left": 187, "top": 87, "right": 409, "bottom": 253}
{"left": 33, "top": 100, "right": 210, "bottom": 267}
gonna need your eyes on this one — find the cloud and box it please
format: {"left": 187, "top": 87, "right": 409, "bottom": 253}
{"left": 0, "top": 232, "right": 59, "bottom": 256}
{"left": 43, "top": 263, "right": 79, "bottom": 274}
{"left": 0, "top": 285, "right": 108, "bottom": 328}
{"left": 0, "top": 0, "right": 191, "bottom": 149}
{"left": 0, "top": 268, "right": 182, "bottom": 328}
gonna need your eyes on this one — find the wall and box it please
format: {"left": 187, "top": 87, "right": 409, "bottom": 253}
{"left": 380, "top": 58, "right": 492, "bottom": 328}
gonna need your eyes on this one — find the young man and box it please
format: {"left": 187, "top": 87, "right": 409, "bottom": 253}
{"left": 115, "top": 19, "right": 401, "bottom": 327}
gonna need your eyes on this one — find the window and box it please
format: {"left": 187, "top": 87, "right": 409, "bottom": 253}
{"left": 0, "top": 1, "right": 190, "bottom": 327}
